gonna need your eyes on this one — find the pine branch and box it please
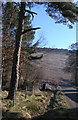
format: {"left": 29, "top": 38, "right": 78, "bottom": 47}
{"left": 25, "top": 10, "right": 37, "bottom": 21}
{"left": 25, "top": 10, "right": 37, "bottom": 15}
{"left": 22, "top": 27, "right": 40, "bottom": 34}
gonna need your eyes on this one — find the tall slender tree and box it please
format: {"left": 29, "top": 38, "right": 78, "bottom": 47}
{"left": 6, "top": 2, "right": 40, "bottom": 100}
{"left": 2, "top": 2, "right": 38, "bottom": 90}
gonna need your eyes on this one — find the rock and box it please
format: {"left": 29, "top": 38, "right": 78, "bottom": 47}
{"left": 22, "top": 106, "right": 27, "bottom": 111}
{"left": 2, "top": 91, "right": 8, "bottom": 98}
{"left": 25, "top": 112, "right": 31, "bottom": 119}
{"left": 22, "top": 111, "right": 31, "bottom": 119}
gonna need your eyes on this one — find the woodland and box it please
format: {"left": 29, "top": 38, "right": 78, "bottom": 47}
{"left": 1, "top": 1, "right": 78, "bottom": 120}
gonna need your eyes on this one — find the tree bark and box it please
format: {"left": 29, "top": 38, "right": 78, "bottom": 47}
{"left": 7, "top": 2, "right": 26, "bottom": 100}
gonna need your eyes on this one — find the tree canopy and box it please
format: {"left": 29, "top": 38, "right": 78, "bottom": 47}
{"left": 39, "top": 2, "right": 78, "bottom": 28}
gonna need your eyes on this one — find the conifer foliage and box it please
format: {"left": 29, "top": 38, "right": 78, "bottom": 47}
{"left": 44, "top": 2, "right": 78, "bottom": 28}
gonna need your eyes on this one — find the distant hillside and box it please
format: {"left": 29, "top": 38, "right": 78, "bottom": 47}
{"left": 36, "top": 48, "right": 69, "bottom": 54}
{"left": 32, "top": 48, "right": 71, "bottom": 86}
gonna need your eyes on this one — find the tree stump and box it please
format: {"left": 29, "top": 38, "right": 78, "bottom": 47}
{"left": 42, "top": 83, "right": 46, "bottom": 91}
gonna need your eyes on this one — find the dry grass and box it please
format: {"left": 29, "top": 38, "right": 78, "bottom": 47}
{"left": 1, "top": 86, "right": 72, "bottom": 119}
{"left": 1, "top": 90, "right": 53, "bottom": 119}
{"left": 32, "top": 49, "right": 71, "bottom": 85}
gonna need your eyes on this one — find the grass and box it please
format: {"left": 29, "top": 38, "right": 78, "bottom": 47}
{"left": 1, "top": 90, "right": 53, "bottom": 119}
{"left": 1, "top": 86, "right": 71, "bottom": 119}
{"left": 53, "top": 90, "right": 70, "bottom": 110}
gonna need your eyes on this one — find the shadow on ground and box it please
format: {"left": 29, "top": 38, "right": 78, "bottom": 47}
{"left": 31, "top": 108, "right": 78, "bottom": 120}
{"left": 62, "top": 90, "right": 78, "bottom": 103}
{"left": 1, "top": 108, "right": 78, "bottom": 120}
{"left": 1, "top": 83, "right": 78, "bottom": 120}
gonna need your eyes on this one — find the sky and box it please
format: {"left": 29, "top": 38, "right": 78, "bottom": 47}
{"left": 2, "top": 0, "right": 78, "bottom": 49}
{"left": 31, "top": 3, "right": 77, "bottom": 49}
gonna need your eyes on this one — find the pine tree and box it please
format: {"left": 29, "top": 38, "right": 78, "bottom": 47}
{"left": 2, "top": 2, "right": 37, "bottom": 90}
{"left": 5, "top": 2, "right": 40, "bottom": 101}
{"left": 37, "top": 2, "right": 78, "bottom": 28}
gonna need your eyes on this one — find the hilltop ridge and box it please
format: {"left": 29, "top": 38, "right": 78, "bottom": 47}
{"left": 36, "top": 47, "right": 69, "bottom": 54}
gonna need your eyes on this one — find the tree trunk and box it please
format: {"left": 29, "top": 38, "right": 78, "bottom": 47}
{"left": 75, "top": 50, "right": 78, "bottom": 87}
{"left": 7, "top": 2, "right": 26, "bottom": 100}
